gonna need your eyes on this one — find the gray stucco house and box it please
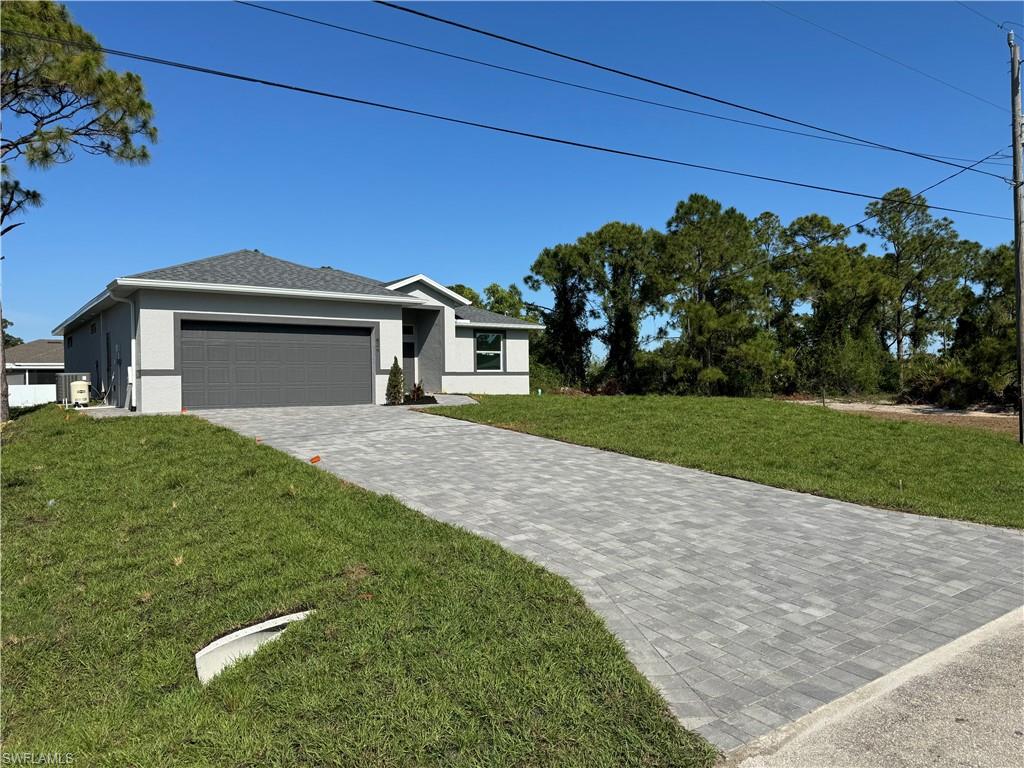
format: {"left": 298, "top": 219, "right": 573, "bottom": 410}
{"left": 53, "top": 250, "right": 543, "bottom": 412}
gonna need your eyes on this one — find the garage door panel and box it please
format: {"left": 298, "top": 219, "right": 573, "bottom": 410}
{"left": 208, "top": 345, "right": 231, "bottom": 363}
{"left": 260, "top": 345, "right": 283, "bottom": 363}
{"left": 307, "top": 365, "right": 330, "bottom": 384}
{"left": 207, "top": 366, "right": 231, "bottom": 385}
{"left": 181, "top": 342, "right": 205, "bottom": 363}
{"left": 236, "top": 344, "right": 258, "bottom": 363}
{"left": 180, "top": 321, "right": 372, "bottom": 408}
{"left": 284, "top": 367, "right": 307, "bottom": 385}
{"left": 235, "top": 366, "right": 258, "bottom": 385}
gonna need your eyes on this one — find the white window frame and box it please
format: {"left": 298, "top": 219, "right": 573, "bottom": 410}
{"left": 474, "top": 331, "right": 504, "bottom": 372}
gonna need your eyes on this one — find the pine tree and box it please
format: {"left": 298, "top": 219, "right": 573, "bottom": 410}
{"left": 385, "top": 356, "right": 404, "bottom": 405}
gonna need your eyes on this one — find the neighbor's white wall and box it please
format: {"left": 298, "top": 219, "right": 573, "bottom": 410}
{"left": 8, "top": 384, "right": 57, "bottom": 407}
{"left": 135, "top": 290, "right": 404, "bottom": 411}
{"left": 442, "top": 374, "right": 530, "bottom": 395}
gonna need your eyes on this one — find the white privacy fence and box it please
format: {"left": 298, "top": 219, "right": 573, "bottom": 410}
{"left": 8, "top": 384, "right": 57, "bottom": 407}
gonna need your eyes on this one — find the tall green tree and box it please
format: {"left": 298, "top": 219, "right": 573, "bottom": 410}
{"left": 1, "top": 0, "right": 156, "bottom": 421}
{"left": 663, "top": 194, "right": 777, "bottom": 394}
{"left": 575, "top": 222, "right": 667, "bottom": 392}
{"left": 787, "top": 214, "right": 887, "bottom": 393}
{"left": 860, "top": 188, "right": 966, "bottom": 382}
{"left": 483, "top": 282, "right": 542, "bottom": 322}
{"left": 447, "top": 283, "right": 483, "bottom": 305}
{"left": 2, "top": 318, "right": 24, "bottom": 348}
{"left": 1, "top": 1, "right": 157, "bottom": 233}
{"left": 525, "top": 244, "right": 594, "bottom": 386}
{"left": 952, "top": 243, "right": 1018, "bottom": 401}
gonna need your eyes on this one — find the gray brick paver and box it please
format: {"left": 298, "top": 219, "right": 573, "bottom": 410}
{"left": 199, "top": 405, "right": 1024, "bottom": 748}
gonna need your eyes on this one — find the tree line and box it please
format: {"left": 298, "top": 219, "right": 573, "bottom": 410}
{"left": 457, "top": 188, "right": 1017, "bottom": 408}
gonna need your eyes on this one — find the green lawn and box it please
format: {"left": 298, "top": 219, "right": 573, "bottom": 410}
{"left": 430, "top": 395, "right": 1024, "bottom": 529}
{"left": 0, "top": 407, "right": 715, "bottom": 767}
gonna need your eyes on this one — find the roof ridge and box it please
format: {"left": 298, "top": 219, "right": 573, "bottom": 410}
{"left": 128, "top": 250, "right": 387, "bottom": 291}
{"left": 281, "top": 256, "right": 385, "bottom": 289}
{"left": 124, "top": 249, "right": 262, "bottom": 279}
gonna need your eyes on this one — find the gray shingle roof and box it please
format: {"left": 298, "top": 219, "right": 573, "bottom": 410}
{"left": 5, "top": 339, "right": 64, "bottom": 366}
{"left": 455, "top": 305, "right": 542, "bottom": 327}
{"left": 125, "top": 250, "right": 394, "bottom": 296}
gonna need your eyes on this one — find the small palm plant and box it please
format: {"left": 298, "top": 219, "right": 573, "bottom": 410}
{"left": 385, "top": 356, "right": 404, "bottom": 405}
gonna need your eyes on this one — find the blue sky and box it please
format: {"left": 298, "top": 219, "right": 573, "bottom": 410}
{"left": 2, "top": 1, "right": 1020, "bottom": 341}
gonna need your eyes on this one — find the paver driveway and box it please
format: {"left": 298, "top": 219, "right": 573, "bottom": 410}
{"left": 199, "top": 404, "right": 1024, "bottom": 750}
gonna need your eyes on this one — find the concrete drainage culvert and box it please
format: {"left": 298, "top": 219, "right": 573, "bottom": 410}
{"left": 195, "top": 610, "right": 313, "bottom": 684}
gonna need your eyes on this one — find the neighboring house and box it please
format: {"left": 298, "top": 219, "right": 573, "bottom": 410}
{"left": 52, "top": 250, "right": 543, "bottom": 412}
{"left": 5, "top": 338, "right": 65, "bottom": 407}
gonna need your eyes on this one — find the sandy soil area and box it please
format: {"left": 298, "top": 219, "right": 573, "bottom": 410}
{"left": 786, "top": 399, "right": 1019, "bottom": 436}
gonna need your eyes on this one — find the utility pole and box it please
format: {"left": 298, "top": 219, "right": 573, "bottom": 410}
{"left": 1010, "top": 31, "right": 1024, "bottom": 445}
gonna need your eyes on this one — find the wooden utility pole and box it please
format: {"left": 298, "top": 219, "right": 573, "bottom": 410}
{"left": 1010, "top": 31, "right": 1024, "bottom": 445}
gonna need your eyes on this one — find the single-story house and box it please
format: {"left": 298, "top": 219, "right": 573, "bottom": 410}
{"left": 5, "top": 338, "right": 65, "bottom": 407}
{"left": 52, "top": 249, "right": 543, "bottom": 412}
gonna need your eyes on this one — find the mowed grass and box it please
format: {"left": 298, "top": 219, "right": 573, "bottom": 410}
{"left": 430, "top": 395, "right": 1024, "bottom": 529}
{"left": 0, "top": 407, "right": 715, "bottom": 767}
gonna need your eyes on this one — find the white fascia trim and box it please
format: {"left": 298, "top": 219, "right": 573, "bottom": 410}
{"left": 51, "top": 278, "right": 427, "bottom": 335}
{"left": 6, "top": 362, "right": 64, "bottom": 370}
{"left": 113, "top": 278, "right": 428, "bottom": 306}
{"left": 385, "top": 274, "right": 472, "bottom": 305}
{"left": 51, "top": 287, "right": 114, "bottom": 336}
{"left": 455, "top": 320, "right": 546, "bottom": 330}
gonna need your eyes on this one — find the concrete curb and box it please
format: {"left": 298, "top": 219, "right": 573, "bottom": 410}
{"left": 722, "top": 605, "right": 1024, "bottom": 766}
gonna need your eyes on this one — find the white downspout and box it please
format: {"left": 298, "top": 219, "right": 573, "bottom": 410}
{"left": 108, "top": 293, "right": 137, "bottom": 411}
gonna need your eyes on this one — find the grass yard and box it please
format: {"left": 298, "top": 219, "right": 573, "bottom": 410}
{"left": 0, "top": 407, "right": 715, "bottom": 767}
{"left": 429, "top": 395, "right": 1024, "bottom": 529}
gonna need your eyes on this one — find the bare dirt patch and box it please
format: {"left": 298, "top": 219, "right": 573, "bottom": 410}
{"left": 786, "top": 399, "right": 1018, "bottom": 436}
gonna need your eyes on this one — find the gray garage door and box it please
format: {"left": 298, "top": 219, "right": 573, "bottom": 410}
{"left": 180, "top": 321, "right": 372, "bottom": 408}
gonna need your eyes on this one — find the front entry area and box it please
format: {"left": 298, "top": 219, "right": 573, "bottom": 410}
{"left": 180, "top": 320, "right": 373, "bottom": 408}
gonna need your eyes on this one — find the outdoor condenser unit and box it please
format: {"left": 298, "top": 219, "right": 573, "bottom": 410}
{"left": 56, "top": 372, "right": 91, "bottom": 405}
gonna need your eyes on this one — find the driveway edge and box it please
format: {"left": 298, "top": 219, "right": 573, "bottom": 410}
{"left": 722, "top": 605, "right": 1024, "bottom": 765}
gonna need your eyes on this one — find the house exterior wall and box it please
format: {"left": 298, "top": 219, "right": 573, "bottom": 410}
{"left": 441, "top": 328, "right": 531, "bottom": 395}
{"left": 63, "top": 300, "right": 131, "bottom": 406}
{"left": 134, "top": 289, "right": 404, "bottom": 412}
{"left": 390, "top": 280, "right": 533, "bottom": 395}
{"left": 401, "top": 307, "right": 443, "bottom": 392}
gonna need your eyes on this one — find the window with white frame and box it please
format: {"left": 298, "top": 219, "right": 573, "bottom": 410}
{"left": 474, "top": 332, "right": 502, "bottom": 371}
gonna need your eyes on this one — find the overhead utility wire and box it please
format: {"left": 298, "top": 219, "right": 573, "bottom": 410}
{"left": 236, "top": 0, "right": 1007, "bottom": 167}
{"left": 955, "top": 2, "right": 1024, "bottom": 30}
{"left": 810, "top": 146, "right": 1012, "bottom": 250}
{"left": 715, "top": 146, "right": 1010, "bottom": 283}
{"left": 766, "top": 1, "right": 1004, "bottom": 111}
{"left": 4, "top": 30, "right": 1010, "bottom": 222}
{"left": 372, "top": 0, "right": 1008, "bottom": 181}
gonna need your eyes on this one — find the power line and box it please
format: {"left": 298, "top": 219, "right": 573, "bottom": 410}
{"left": 766, "top": 1, "right": 1004, "bottom": 111}
{"left": 955, "top": 1, "right": 1024, "bottom": 31}
{"left": 372, "top": 0, "right": 1008, "bottom": 181}
{"left": 236, "top": 0, "right": 1009, "bottom": 167}
{"left": 842, "top": 146, "right": 1010, "bottom": 242}
{"left": 725, "top": 147, "right": 1010, "bottom": 282}
{"left": 3, "top": 29, "right": 1010, "bottom": 222}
